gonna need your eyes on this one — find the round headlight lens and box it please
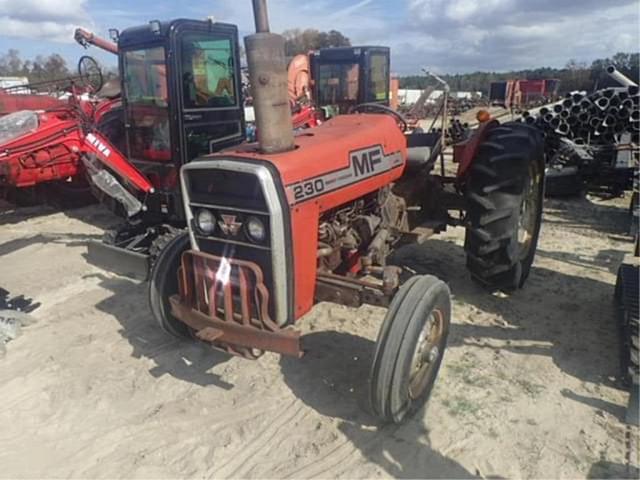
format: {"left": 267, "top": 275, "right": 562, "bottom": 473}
{"left": 195, "top": 209, "right": 216, "bottom": 235}
{"left": 246, "top": 216, "right": 266, "bottom": 242}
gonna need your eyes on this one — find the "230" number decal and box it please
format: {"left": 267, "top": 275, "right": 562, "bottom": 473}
{"left": 292, "top": 178, "right": 325, "bottom": 201}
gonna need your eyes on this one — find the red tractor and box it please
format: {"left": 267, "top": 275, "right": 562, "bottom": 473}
{"left": 83, "top": 18, "right": 247, "bottom": 275}
{"left": 147, "top": 0, "right": 545, "bottom": 423}
{"left": 0, "top": 57, "right": 122, "bottom": 199}
{"left": 285, "top": 45, "right": 391, "bottom": 126}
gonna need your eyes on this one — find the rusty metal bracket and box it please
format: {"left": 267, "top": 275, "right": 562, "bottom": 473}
{"left": 169, "top": 295, "right": 303, "bottom": 358}
{"left": 315, "top": 272, "right": 394, "bottom": 308}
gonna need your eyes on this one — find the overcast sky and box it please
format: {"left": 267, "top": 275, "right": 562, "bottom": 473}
{"left": 0, "top": 0, "right": 638, "bottom": 74}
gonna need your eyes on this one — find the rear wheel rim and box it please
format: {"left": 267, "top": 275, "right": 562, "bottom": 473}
{"left": 517, "top": 162, "right": 541, "bottom": 260}
{"left": 408, "top": 309, "right": 444, "bottom": 399}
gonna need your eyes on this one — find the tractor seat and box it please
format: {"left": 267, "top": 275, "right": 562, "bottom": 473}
{"left": 405, "top": 132, "right": 440, "bottom": 172}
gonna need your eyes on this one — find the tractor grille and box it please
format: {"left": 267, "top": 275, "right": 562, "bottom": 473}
{"left": 181, "top": 161, "right": 290, "bottom": 326}
{"left": 188, "top": 168, "right": 267, "bottom": 210}
{"left": 178, "top": 250, "right": 279, "bottom": 331}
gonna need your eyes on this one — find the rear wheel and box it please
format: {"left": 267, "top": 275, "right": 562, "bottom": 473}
{"left": 615, "top": 262, "right": 639, "bottom": 387}
{"left": 464, "top": 122, "right": 545, "bottom": 291}
{"left": 369, "top": 275, "right": 451, "bottom": 423}
{"left": 148, "top": 232, "right": 194, "bottom": 339}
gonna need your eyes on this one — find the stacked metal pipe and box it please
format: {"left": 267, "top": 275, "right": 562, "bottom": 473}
{"left": 522, "top": 84, "right": 640, "bottom": 145}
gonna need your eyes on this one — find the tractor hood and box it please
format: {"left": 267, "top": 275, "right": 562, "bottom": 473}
{"left": 197, "top": 114, "right": 407, "bottom": 208}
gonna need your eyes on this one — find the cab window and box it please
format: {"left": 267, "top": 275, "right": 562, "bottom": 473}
{"left": 316, "top": 62, "right": 360, "bottom": 105}
{"left": 181, "top": 35, "right": 236, "bottom": 109}
{"left": 367, "top": 53, "right": 389, "bottom": 102}
{"left": 122, "top": 46, "right": 171, "bottom": 163}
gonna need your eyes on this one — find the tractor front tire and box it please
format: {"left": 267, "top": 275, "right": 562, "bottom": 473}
{"left": 464, "top": 122, "right": 545, "bottom": 291}
{"left": 148, "top": 232, "right": 193, "bottom": 339}
{"left": 369, "top": 275, "right": 451, "bottom": 423}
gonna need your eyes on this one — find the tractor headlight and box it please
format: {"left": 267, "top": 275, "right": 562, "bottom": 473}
{"left": 195, "top": 208, "right": 216, "bottom": 235}
{"left": 246, "top": 216, "right": 266, "bottom": 242}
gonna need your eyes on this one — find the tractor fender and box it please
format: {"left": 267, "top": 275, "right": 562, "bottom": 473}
{"left": 454, "top": 119, "right": 500, "bottom": 179}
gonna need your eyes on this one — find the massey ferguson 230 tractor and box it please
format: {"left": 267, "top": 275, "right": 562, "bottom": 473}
{"left": 147, "top": 0, "right": 545, "bottom": 423}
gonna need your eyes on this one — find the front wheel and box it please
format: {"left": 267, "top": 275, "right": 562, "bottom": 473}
{"left": 148, "top": 232, "right": 193, "bottom": 339}
{"left": 369, "top": 275, "right": 451, "bottom": 423}
{"left": 464, "top": 122, "right": 545, "bottom": 291}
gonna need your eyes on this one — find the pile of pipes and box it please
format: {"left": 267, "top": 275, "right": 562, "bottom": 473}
{"left": 521, "top": 66, "right": 639, "bottom": 145}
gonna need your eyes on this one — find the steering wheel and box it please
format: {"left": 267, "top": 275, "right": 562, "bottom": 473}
{"left": 351, "top": 102, "right": 408, "bottom": 132}
{"left": 77, "top": 55, "right": 104, "bottom": 93}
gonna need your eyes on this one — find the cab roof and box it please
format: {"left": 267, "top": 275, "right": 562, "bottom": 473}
{"left": 118, "top": 18, "right": 238, "bottom": 49}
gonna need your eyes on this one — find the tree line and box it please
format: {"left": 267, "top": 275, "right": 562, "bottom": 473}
{"left": 399, "top": 52, "right": 640, "bottom": 95}
{"left": 1, "top": 35, "right": 636, "bottom": 97}
{"left": 0, "top": 49, "right": 71, "bottom": 84}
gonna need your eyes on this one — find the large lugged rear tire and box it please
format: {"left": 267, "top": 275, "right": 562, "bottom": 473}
{"left": 369, "top": 275, "right": 451, "bottom": 423}
{"left": 148, "top": 232, "right": 193, "bottom": 339}
{"left": 464, "top": 122, "right": 545, "bottom": 291}
{"left": 615, "top": 262, "right": 639, "bottom": 387}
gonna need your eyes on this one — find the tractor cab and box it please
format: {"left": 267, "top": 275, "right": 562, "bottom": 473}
{"left": 84, "top": 19, "right": 246, "bottom": 277}
{"left": 310, "top": 46, "right": 390, "bottom": 118}
{"left": 116, "top": 19, "right": 244, "bottom": 192}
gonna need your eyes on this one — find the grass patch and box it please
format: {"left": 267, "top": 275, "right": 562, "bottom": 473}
{"left": 442, "top": 395, "right": 482, "bottom": 417}
{"left": 446, "top": 362, "right": 492, "bottom": 388}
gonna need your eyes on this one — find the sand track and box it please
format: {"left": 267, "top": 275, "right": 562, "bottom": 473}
{"left": 0, "top": 195, "right": 638, "bottom": 478}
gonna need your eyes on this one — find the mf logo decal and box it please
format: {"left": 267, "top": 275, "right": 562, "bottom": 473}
{"left": 286, "top": 145, "right": 403, "bottom": 204}
{"left": 218, "top": 214, "right": 243, "bottom": 236}
{"left": 352, "top": 146, "right": 383, "bottom": 177}
{"left": 85, "top": 133, "right": 111, "bottom": 158}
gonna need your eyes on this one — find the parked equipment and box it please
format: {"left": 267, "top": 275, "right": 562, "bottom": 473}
{"left": 149, "top": 0, "right": 545, "bottom": 423}
{"left": 0, "top": 56, "right": 104, "bottom": 117}
{"left": 85, "top": 19, "right": 246, "bottom": 277}
{"left": 490, "top": 79, "right": 559, "bottom": 110}
{"left": 534, "top": 66, "right": 639, "bottom": 196}
{"left": 309, "top": 46, "right": 390, "bottom": 117}
{"left": 0, "top": 58, "right": 118, "bottom": 198}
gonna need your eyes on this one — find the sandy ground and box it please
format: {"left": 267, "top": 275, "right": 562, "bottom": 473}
{"left": 0, "top": 194, "right": 639, "bottom": 479}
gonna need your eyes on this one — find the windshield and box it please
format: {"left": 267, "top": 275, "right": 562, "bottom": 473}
{"left": 123, "top": 46, "right": 171, "bottom": 163}
{"left": 181, "top": 35, "right": 236, "bottom": 109}
{"left": 316, "top": 62, "right": 359, "bottom": 108}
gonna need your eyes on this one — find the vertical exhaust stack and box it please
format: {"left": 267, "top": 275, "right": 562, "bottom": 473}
{"left": 245, "top": 0, "right": 295, "bottom": 154}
